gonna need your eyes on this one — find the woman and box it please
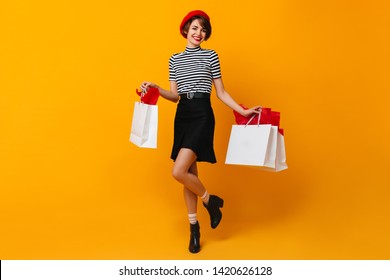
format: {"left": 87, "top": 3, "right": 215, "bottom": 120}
{"left": 140, "top": 10, "right": 260, "bottom": 253}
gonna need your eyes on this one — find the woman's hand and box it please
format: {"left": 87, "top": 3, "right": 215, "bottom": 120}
{"left": 241, "top": 106, "right": 262, "bottom": 117}
{"left": 140, "top": 81, "right": 159, "bottom": 92}
{"left": 139, "top": 81, "right": 179, "bottom": 103}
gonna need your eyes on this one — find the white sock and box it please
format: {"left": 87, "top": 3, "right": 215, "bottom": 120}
{"left": 201, "top": 190, "right": 210, "bottom": 205}
{"left": 188, "top": 213, "right": 198, "bottom": 225}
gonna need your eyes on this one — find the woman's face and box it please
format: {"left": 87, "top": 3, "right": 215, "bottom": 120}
{"left": 186, "top": 19, "right": 207, "bottom": 47}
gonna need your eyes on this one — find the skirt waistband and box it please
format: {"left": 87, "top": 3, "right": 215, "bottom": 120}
{"left": 179, "top": 92, "right": 211, "bottom": 100}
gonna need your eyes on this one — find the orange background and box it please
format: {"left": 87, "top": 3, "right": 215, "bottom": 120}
{"left": 1, "top": 0, "right": 389, "bottom": 259}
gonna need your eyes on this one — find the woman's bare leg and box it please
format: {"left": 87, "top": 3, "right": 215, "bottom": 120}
{"left": 174, "top": 149, "right": 204, "bottom": 253}
{"left": 183, "top": 161, "right": 198, "bottom": 216}
{"left": 173, "top": 148, "right": 223, "bottom": 231}
{"left": 172, "top": 148, "right": 207, "bottom": 197}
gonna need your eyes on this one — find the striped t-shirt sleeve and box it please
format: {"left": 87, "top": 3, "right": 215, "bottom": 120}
{"left": 210, "top": 50, "right": 222, "bottom": 79}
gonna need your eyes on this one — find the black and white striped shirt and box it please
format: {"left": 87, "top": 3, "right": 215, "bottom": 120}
{"left": 169, "top": 46, "right": 222, "bottom": 94}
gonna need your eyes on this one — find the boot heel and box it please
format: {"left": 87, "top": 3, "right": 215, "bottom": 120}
{"left": 204, "top": 195, "right": 224, "bottom": 229}
{"left": 217, "top": 197, "right": 224, "bottom": 208}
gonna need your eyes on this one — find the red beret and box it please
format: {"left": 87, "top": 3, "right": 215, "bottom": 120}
{"left": 180, "top": 10, "right": 210, "bottom": 38}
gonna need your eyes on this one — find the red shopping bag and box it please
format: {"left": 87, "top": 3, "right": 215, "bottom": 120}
{"left": 136, "top": 87, "right": 160, "bottom": 105}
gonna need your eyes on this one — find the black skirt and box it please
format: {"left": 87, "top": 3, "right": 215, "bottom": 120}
{"left": 170, "top": 97, "right": 216, "bottom": 163}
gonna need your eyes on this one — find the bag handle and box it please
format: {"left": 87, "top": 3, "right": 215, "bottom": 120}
{"left": 245, "top": 108, "right": 262, "bottom": 127}
{"left": 140, "top": 89, "right": 147, "bottom": 103}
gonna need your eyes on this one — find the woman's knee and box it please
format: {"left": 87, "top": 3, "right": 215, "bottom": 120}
{"left": 172, "top": 149, "right": 197, "bottom": 182}
{"left": 172, "top": 166, "right": 185, "bottom": 182}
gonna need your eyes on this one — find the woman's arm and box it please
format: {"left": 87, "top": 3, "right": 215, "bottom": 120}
{"left": 213, "top": 78, "right": 261, "bottom": 117}
{"left": 141, "top": 81, "right": 179, "bottom": 103}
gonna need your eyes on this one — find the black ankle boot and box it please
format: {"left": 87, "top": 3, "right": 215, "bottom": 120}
{"left": 203, "top": 195, "right": 224, "bottom": 229}
{"left": 189, "top": 222, "right": 201, "bottom": 253}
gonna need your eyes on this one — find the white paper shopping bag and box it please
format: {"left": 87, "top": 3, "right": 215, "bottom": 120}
{"left": 225, "top": 124, "right": 288, "bottom": 172}
{"left": 225, "top": 124, "right": 272, "bottom": 166}
{"left": 130, "top": 101, "right": 158, "bottom": 148}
